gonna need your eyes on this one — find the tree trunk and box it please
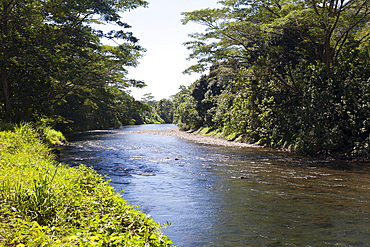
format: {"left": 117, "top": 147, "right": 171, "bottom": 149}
{"left": 1, "top": 63, "right": 12, "bottom": 122}
{"left": 1, "top": 1, "right": 12, "bottom": 121}
{"left": 325, "top": 36, "right": 331, "bottom": 79}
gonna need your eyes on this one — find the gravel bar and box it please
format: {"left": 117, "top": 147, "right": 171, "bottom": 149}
{"left": 130, "top": 127, "right": 261, "bottom": 148}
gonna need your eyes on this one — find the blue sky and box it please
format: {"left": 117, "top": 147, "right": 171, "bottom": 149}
{"left": 119, "top": 0, "right": 221, "bottom": 101}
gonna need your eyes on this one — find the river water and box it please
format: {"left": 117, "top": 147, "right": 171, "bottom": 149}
{"left": 60, "top": 124, "right": 370, "bottom": 246}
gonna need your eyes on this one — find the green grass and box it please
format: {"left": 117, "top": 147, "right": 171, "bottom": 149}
{"left": 195, "top": 127, "right": 221, "bottom": 137}
{"left": 0, "top": 123, "right": 173, "bottom": 246}
{"left": 41, "top": 126, "right": 66, "bottom": 146}
{"left": 195, "top": 127, "right": 243, "bottom": 141}
{"left": 0, "top": 121, "right": 66, "bottom": 147}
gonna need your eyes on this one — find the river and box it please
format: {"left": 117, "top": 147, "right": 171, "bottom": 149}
{"left": 60, "top": 124, "right": 370, "bottom": 246}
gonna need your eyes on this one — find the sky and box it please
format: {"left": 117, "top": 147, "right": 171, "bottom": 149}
{"left": 118, "top": 0, "right": 222, "bottom": 101}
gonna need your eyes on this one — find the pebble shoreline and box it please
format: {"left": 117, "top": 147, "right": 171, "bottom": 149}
{"left": 130, "top": 127, "right": 261, "bottom": 148}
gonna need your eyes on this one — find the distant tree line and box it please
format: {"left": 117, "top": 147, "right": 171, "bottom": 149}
{"left": 138, "top": 93, "right": 174, "bottom": 125}
{"left": 172, "top": 0, "right": 370, "bottom": 158}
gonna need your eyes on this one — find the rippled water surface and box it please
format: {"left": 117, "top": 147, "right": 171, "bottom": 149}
{"left": 60, "top": 124, "right": 370, "bottom": 246}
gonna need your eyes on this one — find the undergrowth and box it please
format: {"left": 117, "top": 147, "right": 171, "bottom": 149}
{"left": 41, "top": 126, "right": 66, "bottom": 146}
{"left": 0, "top": 121, "right": 66, "bottom": 147}
{"left": 0, "top": 123, "right": 173, "bottom": 246}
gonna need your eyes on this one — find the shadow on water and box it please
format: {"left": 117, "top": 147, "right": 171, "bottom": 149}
{"left": 60, "top": 124, "right": 370, "bottom": 246}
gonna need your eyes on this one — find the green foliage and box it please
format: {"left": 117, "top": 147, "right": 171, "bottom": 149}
{"left": 0, "top": 0, "right": 149, "bottom": 130}
{"left": 142, "top": 111, "right": 165, "bottom": 125}
{"left": 292, "top": 57, "right": 370, "bottom": 156}
{"left": 141, "top": 93, "right": 157, "bottom": 109}
{"left": 0, "top": 121, "right": 15, "bottom": 132}
{"left": 137, "top": 94, "right": 175, "bottom": 125}
{"left": 156, "top": 99, "right": 174, "bottom": 123}
{"left": 53, "top": 87, "right": 149, "bottom": 133}
{"left": 172, "top": 85, "right": 200, "bottom": 130}
{"left": 41, "top": 127, "right": 66, "bottom": 146}
{"left": 0, "top": 124, "right": 173, "bottom": 246}
{"left": 176, "top": 0, "right": 370, "bottom": 158}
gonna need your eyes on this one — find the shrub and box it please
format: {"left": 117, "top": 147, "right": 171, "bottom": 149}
{"left": 0, "top": 121, "right": 14, "bottom": 132}
{"left": 41, "top": 126, "right": 66, "bottom": 146}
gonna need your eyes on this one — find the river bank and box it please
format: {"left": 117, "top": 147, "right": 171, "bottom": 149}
{"left": 131, "top": 126, "right": 370, "bottom": 162}
{"left": 130, "top": 126, "right": 262, "bottom": 148}
{"left": 0, "top": 124, "right": 173, "bottom": 246}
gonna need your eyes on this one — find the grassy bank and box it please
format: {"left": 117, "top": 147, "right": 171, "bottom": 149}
{"left": 0, "top": 123, "right": 173, "bottom": 246}
{"left": 194, "top": 127, "right": 245, "bottom": 143}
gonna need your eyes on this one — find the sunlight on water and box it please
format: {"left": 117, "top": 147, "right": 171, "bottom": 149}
{"left": 60, "top": 124, "right": 370, "bottom": 246}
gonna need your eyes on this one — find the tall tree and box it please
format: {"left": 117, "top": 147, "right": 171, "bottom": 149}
{"left": 141, "top": 93, "right": 156, "bottom": 109}
{"left": 0, "top": 0, "right": 148, "bottom": 122}
{"left": 182, "top": 0, "right": 370, "bottom": 88}
{"left": 178, "top": 0, "right": 370, "bottom": 156}
{"left": 156, "top": 99, "right": 174, "bottom": 123}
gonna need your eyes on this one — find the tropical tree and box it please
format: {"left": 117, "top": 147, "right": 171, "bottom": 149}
{"left": 172, "top": 85, "right": 200, "bottom": 130}
{"left": 179, "top": 0, "right": 370, "bottom": 157}
{"left": 141, "top": 93, "right": 156, "bottom": 109}
{"left": 182, "top": 0, "right": 370, "bottom": 88}
{"left": 156, "top": 99, "right": 174, "bottom": 123}
{"left": 0, "top": 0, "right": 148, "bottom": 122}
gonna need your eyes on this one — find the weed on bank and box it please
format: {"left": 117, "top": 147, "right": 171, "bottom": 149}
{"left": 0, "top": 124, "right": 173, "bottom": 246}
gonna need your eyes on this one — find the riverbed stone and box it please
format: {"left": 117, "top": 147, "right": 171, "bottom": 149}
{"left": 130, "top": 127, "right": 262, "bottom": 148}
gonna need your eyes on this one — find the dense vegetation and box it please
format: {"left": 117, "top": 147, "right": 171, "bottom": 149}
{"left": 0, "top": 123, "right": 173, "bottom": 246}
{"left": 172, "top": 0, "right": 370, "bottom": 158}
{"left": 139, "top": 94, "right": 174, "bottom": 124}
{"left": 0, "top": 0, "right": 156, "bottom": 132}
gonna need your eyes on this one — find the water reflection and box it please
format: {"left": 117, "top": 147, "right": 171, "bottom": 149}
{"left": 60, "top": 124, "right": 370, "bottom": 246}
